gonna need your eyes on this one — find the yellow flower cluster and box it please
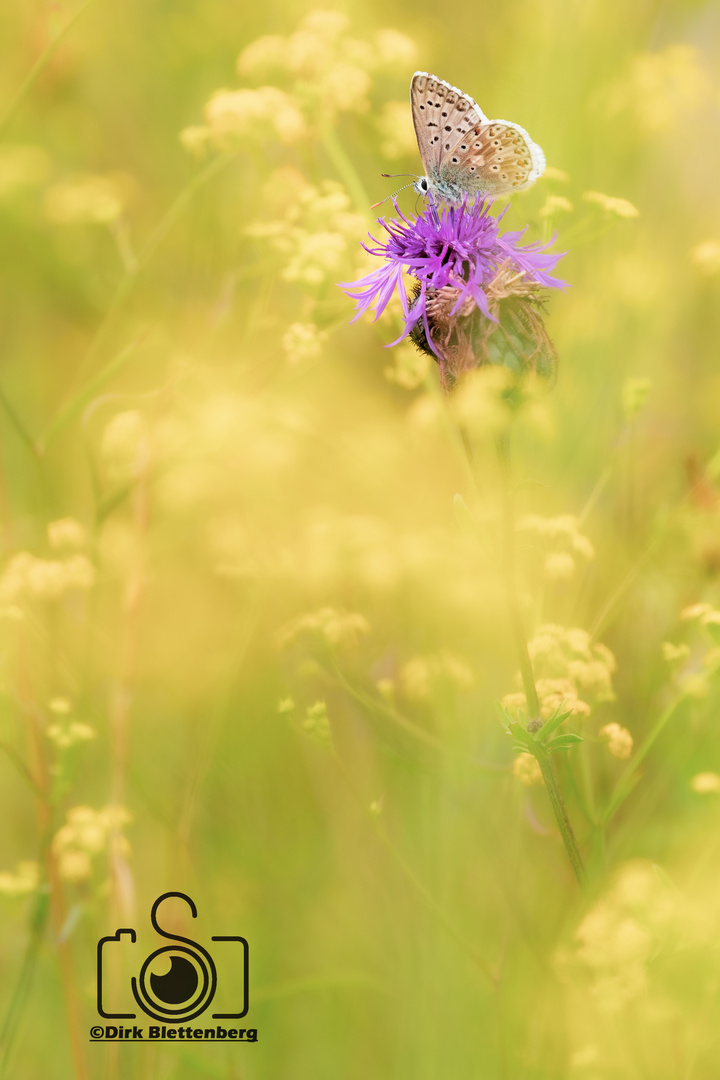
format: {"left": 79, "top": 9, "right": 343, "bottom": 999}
{"left": 0, "top": 860, "right": 40, "bottom": 898}
{"left": 182, "top": 13, "right": 416, "bottom": 153}
{"left": 582, "top": 190, "right": 639, "bottom": 219}
{"left": 203, "top": 86, "right": 307, "bottom": 149}
{"left": 512, "top": 752, "right": 543, "bottom": 786}
{"left": 277, "top": 606, "right": 370, "bottom": 650}
{"left": 247, "top": 174, "right": 366, "bottom": 287}
{"left": 557, "top": 861, "right": 676, "bottom": 1013}
{"left": 503, "top": 624, "right": 616, "bottom": 719}
{"left": 518, "top": 514, "right": 594, "bottom": 583}
{"left": 398, "top": 650, "right": 474, "bottom": 702}
{"left": 47, "top": 517, "right": 87, "bottom": 551}
{"left": 668, "top": 602, "right": 720, "bottom": 695}
{"left": 45, "top": 173, "right": 128, "bottom": 225}
{"left": 282, "top": 322, "right": 327, "bottom": 365}
{"left": 539, "top": 195, "right": 574, "bottom": 218}
{"left": 691, "top": 772, "right": 720, "bottom": 794}
{"left": 0, "top": 551, "right": 95, "bottom": 605}
{"left": 598, "top": 721, "right": 633, "bottom": 760}
{"left": 603, "top": 45, "right": 713, "bottom": 134}
{"left": 300, "top": 700, "right": 332, "bottom": 747}
{"left": 237, "top": 12, "right": 416, "bottom": 124}
{"left": 53, "top": 805, "right": 132, "bottom": 882}
{"left": 46, "top": 697, "right": 96, "bottom": 750}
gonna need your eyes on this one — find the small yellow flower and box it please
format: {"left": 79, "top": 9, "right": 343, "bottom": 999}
{"left": 282, "top": 322, "right": 327, "bottom": 364}
{"left": 0, "top": 552, "right": 95, "bottom": 604}
{"left": 374, "top": 29, "right": 417, "bottom": 67}
{"left": 179, "top": 125, "right": 212, "bottom": 159}
{"left": 599, "top": 722, "right": 633, "bottom": 760}
{"left": 513, "top": 753, "right": 543, "bottom": 786}
{"left": 539, "top": 195, "right": 573, "bottom": 218}
{"left": 583, "top": 190, "right": 639, "bottom": 218}
{"left": 205, "top": 87, "right": 306, "bottom": 146}
{"left": 543, "top": 552, "right": 576, "bottom": 582}
{"left": 47, "top": 518, "right": 86, "bottom": 551}
{"left": 680, "top": 601, "right": 714, "bottom": 621}
{"left": 661, "top": 641, "right": 690, "bottom": 663}
{"left": 542, "top": 166, "right": 570, "bottom": 183}
{"left": 282, "top": 231, "right": 347, "bottom": 286}
{"left": 277, "top": 607, "right": 370, "bottom": 650}
{"left": 301, "top": 701, "right": 332, "bottom": 746}
{"left": 399, "top": 650, "right": 474, "bottom": 701}
{"left": 45, "top": 173, "right": 126, "bottom": 225}
{"left": 690, "top": 240, "right": 720, "bottom": 276}
{"left": 690, "top": 772, "right": 720, "bottom": 794}
{"left": 47, "top": 720, "right": 96, "bottom": 749}
{"left": 53, "top": 805, "right": 132, "bottom": 882}
{"left": 48, "top": 696, "right": 71, "bottom": 714}
{"left": 0, "top": 861, "right": 40, "bottom": 897}
{"left": 57, "top": 850, "right": 92, "bottom": 882}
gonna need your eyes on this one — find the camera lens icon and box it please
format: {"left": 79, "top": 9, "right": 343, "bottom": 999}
{"left": 97, "top": 891, "right": 248, "bottom": 1023}
{"left": 132, "top": 942, "right": 216, "bottom": 1022}
{"left": 130, "top": 895, "right": 218, "bottom": 1023}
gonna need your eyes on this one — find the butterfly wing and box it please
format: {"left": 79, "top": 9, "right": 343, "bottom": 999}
{"left": 410, "top": 72, "right": 487, "bottom": 178}
{"left": 438, "top": 119, "right": 545, "bottom": 199}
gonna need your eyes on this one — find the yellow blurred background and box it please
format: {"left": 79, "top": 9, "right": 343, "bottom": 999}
{"left": 1, "top": 1, "right": 720, "bottom": 1077}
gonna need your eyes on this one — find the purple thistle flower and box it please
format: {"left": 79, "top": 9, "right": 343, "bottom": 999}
{"left": 339, "top": 199, "right": 567, "bottom": 384}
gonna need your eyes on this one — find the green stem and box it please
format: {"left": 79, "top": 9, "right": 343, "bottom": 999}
{"left": 0, "top": 887, "right": 50, "bottom": 1077}
{"left": 495, "top": 425, "right": 585, "bottom": 885}
{"left": 39, "top": 335, "right": 145, "bottom": 453}
{"left": 332, "top": 750, "right": 497, "bottom": 984}
{"left": 0, "top": 384, "right": 40, "bottom": 459}
{"left": 0, "top": 0, "right": 102, "bottom": 143}
{"left": 495, "top": 429, "right": 540, "bottom": 720}
{"left": 536, "top": 753, "right": 585, "bottom": 885}
{"left": 322, "top": 129, "right": 369, "bottom": 210}
{"left": 602, "top": 694, "right": 684, "bottom": 823}
{"left": 60, "top": 152, "right": 236, "bottom": 394}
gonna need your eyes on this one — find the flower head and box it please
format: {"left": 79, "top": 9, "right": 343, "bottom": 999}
{"left": 339, "top": 199, "right": 566, "bottom": 386}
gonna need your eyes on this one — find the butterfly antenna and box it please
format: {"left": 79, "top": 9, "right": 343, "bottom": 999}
{"left": 370, "top": 180, "right": 417, "bottom": 210}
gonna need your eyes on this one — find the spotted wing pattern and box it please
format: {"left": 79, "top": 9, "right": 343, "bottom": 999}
{"left": 410, "top": 72, "right": 545, "bottom": 203}
{"left": 410, "top": 72, "right": 486, "bottom": 176}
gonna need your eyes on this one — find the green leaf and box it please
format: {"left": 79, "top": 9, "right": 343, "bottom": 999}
{"left": 536, "top": 707, "right": 572, "bottom": 744}
{"left": 496, "top": 701, "right": 516, "bottom": 733}
{"left": 545, "top": 733, "right": 583, "bottom": 753}
{"left": 508, "top": 721, "right": 537, "bottom": 752}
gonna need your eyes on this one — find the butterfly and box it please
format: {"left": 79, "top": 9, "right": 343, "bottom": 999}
{"left": 410, "top": 71, "right": 545, "bottom": 205}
